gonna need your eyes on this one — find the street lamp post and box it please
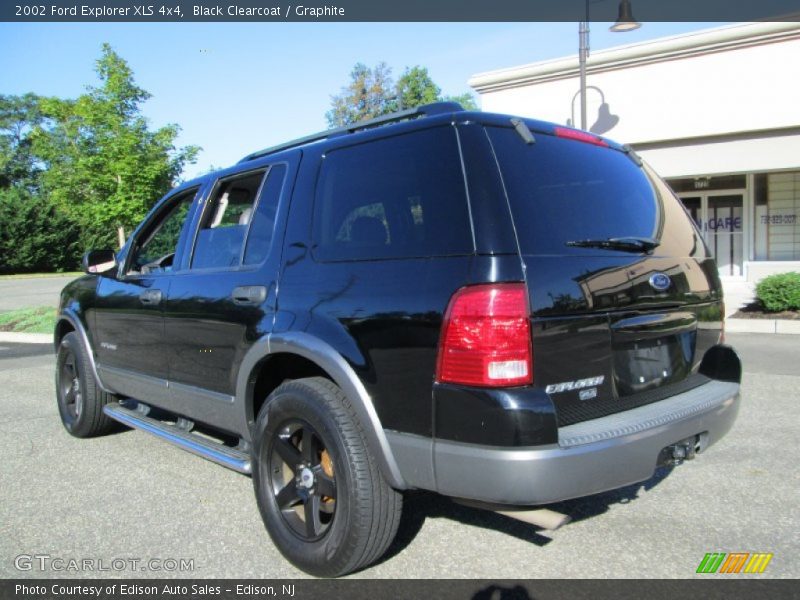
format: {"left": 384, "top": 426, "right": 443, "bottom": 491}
{"left": 578, "top": 12, "right": 590, "bottom": 130}
{"left": 578, "top": 0, "right": 641, "bottom": 131}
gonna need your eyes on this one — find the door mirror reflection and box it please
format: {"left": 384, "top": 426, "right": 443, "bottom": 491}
{"left": 82, "top": 249, "right": 117, "bottom": 275}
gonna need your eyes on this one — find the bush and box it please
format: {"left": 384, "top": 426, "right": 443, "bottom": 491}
{"left": 755, "top": 272, "right": 800, "bottom": 312}
{"left": 0, "top": 188, "right": 80, "bottom": 274}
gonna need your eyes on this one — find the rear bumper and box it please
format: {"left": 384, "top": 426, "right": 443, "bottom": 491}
{"left": 429, "top": 379, "right": 740, "bottom": 505}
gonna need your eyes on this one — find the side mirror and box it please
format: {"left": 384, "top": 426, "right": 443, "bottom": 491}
{"left": 82, "top": 249, "right": 118, "bottom": 275}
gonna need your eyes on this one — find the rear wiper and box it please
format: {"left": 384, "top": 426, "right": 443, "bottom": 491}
{"left": 565, "top": 236, "right": 661, "bottom": 253}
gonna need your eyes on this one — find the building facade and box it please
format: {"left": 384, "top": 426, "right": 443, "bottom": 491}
{"left": 469, "top": 22, "right": 800, "bottom": 309}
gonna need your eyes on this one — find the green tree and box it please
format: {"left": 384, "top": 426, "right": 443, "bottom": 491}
{"left": 327, "top": 62, "right": 479, "bottom": 128}
{"left": 443, "top": 92, "right": 479, "bottom": 111}
{"left": 0, "top": 93, "right": 43, "bottom": 191}
{"left": 397, "top": 67, "right": 479, "bottom": 110}
{"left": 31, "top": 44, "right": 199, "bottom": 250}
{"left": 325, "top": 62, "right": 397, "bottom": 128}
{"left": 1, "top": 93, "right": 81, "bottom": 272}
{"left": 395, "top": 66, "right": 440, "bottom": 110}
{"left": 0, "top": 188, "right": 79, "bottom": 273}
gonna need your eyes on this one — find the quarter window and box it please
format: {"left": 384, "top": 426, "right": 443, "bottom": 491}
{"left": 243, "top": 164, "right": 287, "bottom": 265}
{"left": 312, "top": 127, "right": 473, "bottom": 261}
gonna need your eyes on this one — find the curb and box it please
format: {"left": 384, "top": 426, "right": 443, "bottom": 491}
{"left": 725, "top": 318, "right": 800, "bottom": 335}
{"left": 0, "top": 332, "right": 53, "bottom": 345}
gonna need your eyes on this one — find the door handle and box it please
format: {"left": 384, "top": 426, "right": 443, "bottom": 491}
{"left": 139, "top": 289, "right": 163, "bottom": 305}
{"left": 231, "top": 285, "right": 267, "bottom": 306}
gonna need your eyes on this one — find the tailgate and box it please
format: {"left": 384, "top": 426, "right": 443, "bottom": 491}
{"left": 485, "top": 124, "right": 724, "bottom": 427}
{"left": 528, "top": 256, "right": 723, "bottom": 426}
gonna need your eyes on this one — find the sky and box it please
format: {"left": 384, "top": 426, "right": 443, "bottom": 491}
{"left": 0, "top": 20, "right": 725, "bottom": 179}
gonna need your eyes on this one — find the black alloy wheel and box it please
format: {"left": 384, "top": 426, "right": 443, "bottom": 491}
{"left": 252, "top": 377, "right": 402, "bottom": 577}
{"left": 268, "top": 419, "right": 337, "bottom": 540}
{"left": 58, "top": 347, "right": 84, "bottom": 424}
{"left": 55, "top": 332, "right": 115, "bottom": 438}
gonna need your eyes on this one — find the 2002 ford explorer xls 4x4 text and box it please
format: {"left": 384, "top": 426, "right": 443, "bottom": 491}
{"left": 55, "top": 103, "right": 741, "bottom": 576}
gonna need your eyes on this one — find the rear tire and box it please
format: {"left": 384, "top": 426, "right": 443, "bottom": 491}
{"left": 55, "top": 332, "right": 115, "bottom": 438}
{"left": 252, "top": 377, "right": 402, "bottom": 577}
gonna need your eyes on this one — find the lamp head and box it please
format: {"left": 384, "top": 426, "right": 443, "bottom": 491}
{"left": 610, "top": 0, "right": 641, "bottom": 32}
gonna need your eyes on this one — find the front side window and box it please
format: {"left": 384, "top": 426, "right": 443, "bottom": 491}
{"left": 312, "top": 126, "right": 473, "bottom": 262}
{"left": 128, "top": 189, "right": 196, "bottom": 275}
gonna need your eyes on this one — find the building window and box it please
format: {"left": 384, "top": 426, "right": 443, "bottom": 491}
{"left": 667, "top": 175, "right": 746, "bottom": 194}
{"left": 755, "top": 172, "right": 800, "bottom": 261}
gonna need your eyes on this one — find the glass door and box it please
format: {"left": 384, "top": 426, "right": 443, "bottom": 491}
{"left": 706, "top": 194, "right": 743, "bottom": 277}
{"left": 679, "top": 193, "right": 744, "bottom": 278}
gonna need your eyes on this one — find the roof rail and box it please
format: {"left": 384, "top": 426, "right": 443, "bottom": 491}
{"left": 238, "top": 101, "right": 464, "bottom": 163}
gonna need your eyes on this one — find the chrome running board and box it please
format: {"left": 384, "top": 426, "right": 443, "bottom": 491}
{"left": 103, "top": 402, "right": 252, "bottom": 474}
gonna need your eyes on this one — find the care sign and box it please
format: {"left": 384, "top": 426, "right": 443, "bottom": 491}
{"left": 708, "top": 216, "right": 743, "bottom": 232}
{"left": 695, "top": 216, "right": 744, "bottom": 233}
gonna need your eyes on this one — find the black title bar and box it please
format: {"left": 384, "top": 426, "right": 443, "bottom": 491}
{"left": 4, "top": 579, "right": 800, "bottom": 600}
{"left": 3, "top": 0, "right": 800, "bottom": 22}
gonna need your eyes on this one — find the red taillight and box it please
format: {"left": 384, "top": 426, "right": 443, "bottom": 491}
{"left": 554, "top": 126, "right": 609, "bottom": 147}
{"left": 436, "top": 283, "right": 533, "bottom": 387}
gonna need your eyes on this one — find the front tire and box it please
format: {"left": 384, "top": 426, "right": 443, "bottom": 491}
{"left": 55, "top": 332, "right": 114, "bottom": 438}
{"left": 252, "top": 377, "right": 401, "bottom": 577}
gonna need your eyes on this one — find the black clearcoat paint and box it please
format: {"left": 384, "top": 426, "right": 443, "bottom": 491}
{"left": 58, "top": 108, "right": 727, "bottom": 450}
{"left": 434, "top": 384, "right": 558, "bottom": 446}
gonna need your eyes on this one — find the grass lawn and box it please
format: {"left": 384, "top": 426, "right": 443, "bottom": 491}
{"left": 0, "top": 306, "right": 56, "bottom": 333}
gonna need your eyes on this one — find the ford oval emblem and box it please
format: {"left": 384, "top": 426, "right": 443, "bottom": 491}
{"left": 649, "top": 273, "right": 671, "bottom": 291}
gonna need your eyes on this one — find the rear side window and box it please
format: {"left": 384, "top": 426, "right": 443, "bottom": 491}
{"left": 487, "top": 126, "right": 701, "bottom": 257}
{"left": 313, "top": 126, "right": 473, "bottom": 262}
{"left": 192, "top": 170, "right": 266, "bottom": 270}
{"left": 191, "top": 165, "right": 285, "bottom": 270}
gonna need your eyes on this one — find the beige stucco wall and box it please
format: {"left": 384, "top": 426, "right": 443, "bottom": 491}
{"left": 469, "top": 23, "right": 800, "bottom": 177}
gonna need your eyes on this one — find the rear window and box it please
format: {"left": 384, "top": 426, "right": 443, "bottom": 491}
{"left": 487, "top": 126, "right": 701, "bottom": 256}
{"left": 312, "top": 126, "right": 473, "bottom": 262}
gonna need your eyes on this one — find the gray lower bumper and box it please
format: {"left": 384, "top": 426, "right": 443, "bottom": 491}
{"left": 391, "top": 379, "right": 740, "bottom": 505}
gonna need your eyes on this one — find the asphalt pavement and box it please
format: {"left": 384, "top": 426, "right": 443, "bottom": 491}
{"left": 0, "top": 333, "right": 797, "bottom": 579}
{"left": 0, "top": 276, "right": 79, "bottom": 312}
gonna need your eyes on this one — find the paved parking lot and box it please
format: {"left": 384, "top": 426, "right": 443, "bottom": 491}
{"left": 1, "top": 333, "right": 797, "bottom": 579}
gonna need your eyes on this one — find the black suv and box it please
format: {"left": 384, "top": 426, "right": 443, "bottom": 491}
{"left": 55, "top": 102, "right": 741, "bottom": 576}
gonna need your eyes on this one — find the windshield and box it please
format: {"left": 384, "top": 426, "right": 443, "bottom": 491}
{"left": 486, "top": 126, "right": 705, "bottom": 258}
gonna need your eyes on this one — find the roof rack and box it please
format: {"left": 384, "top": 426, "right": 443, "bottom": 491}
{"left": 238, "top": 101, "right": 464, "bottom": 163}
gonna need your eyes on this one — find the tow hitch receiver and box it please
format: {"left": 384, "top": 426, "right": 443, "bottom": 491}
{"left": 659, "top": 435, "right": 703, "bottom": 467}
